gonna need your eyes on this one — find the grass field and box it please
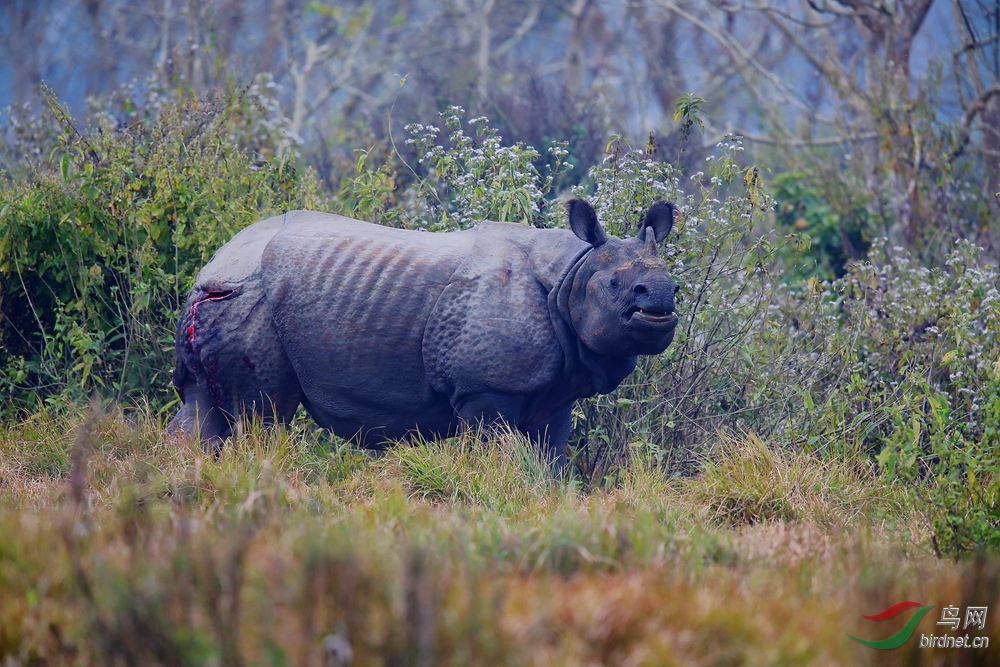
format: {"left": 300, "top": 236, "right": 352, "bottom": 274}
{"left": 1, "top": 404, "right": 997, "bottom": 666}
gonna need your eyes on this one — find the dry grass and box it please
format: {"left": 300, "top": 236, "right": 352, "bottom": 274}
{"left": 0, "top": 405, "right": 996, "bottom": 666}
{"left": 684, "top": 434, "right": 909, "bottom": 529}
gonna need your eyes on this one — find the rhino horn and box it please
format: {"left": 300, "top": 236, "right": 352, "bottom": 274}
{"left": 643, "top": 226, "right": 658, "bottom": 255}
{"left": 642, "top": 200, "right": 676, "bottom": 244}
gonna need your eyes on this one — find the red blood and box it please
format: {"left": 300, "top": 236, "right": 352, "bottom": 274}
{"left": 186, "top": 289, "right": 234, "bottom": 344}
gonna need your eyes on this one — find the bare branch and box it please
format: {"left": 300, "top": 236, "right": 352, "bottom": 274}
{"left": 760, "top": 0, "right": 869, "bottom": 116}
{"left": 961, "top": 83, "right": 1000, "bottom": 133}
{"left": 657, "top": 0, "right": 831, "bottom": 121}
{"left": 952, "top": 0, "right": 989, "bottom": 94}
{"left": 734, "top": 130, "right": 879, "bottom": 146}
{"left": 289, "top": 38, "right": 332, "bottom": 139}
{"left": 476, "top": 0, "right": 497, "bottom": 106}
{"left": 719, "top": 1, "right": 841, "bottom": 28}
{"left": 563, "top": 0, "right": 592, "bottom": 91}
{"left": 494, "top": 0, "right": 542, "bottom": 58}
{"left": 803, "top": 0, "right": 858, "bottom": 17}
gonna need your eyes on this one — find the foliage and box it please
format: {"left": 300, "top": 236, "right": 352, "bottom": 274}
{"left": 0, "top": 86, "right": 319, "bottom": 415}
{"left": 3, "top": 87, "right": 1000, "bottom": 556}
{"left": 765, "top": 66, "right": 997, "bottom": 278}
{"left": 567, "top": 133, "right": 807, "bottom": 478}
{"left": 772, "top": 170, "right": 870, "bottom": 280}
{"left": 515, "top": 126, "right": 998, "bottom": 555}
{"left": 390, "top": 74, "right": 608, "bottom": 196}
{"left": 825, "top": 240, "right": 1000, "bottom": 555}
{"left": 344, "top": 106, "right": 572, "bottom": 229}
{"left": 672, "top": 92, "right": 706, "bottom": 162}
{"left": 403, "top": 107, "right": 571, "bottom": 230}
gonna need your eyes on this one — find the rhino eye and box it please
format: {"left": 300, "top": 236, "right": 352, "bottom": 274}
{"left": 609, "top": 277, "right": 619, "bottom": 289}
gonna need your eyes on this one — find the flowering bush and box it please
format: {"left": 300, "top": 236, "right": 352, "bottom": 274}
{"left": 346, "top": 106, "right": 570, "bottom": 230}
{"left": 808, "top": 240, "right": 1000, "bottom": 554}
{"left": 567, "top": 135, "right": 804, "bottom": 476}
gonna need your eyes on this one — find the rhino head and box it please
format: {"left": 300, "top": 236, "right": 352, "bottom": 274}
{"left": 566, "top": 199, "right": 680, "bottom": 357}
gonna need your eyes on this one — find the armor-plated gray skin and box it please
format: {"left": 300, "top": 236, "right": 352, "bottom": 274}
{"left": 169, "top": 200, "right": 680, "bottom": 465}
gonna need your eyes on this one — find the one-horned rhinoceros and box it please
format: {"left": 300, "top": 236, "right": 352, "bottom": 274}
{"left": 169, "top": 199, "right": 680, "bottom": 465}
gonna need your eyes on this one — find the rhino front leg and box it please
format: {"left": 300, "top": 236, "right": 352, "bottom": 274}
{"left": 529, "top": 408, "right": 572, "bottom": 472}
{"left": 455, "top": 393, "right": 571, "bottom": 472}
{"left": 455, "top": 391, "right": 524, "bottom": 436}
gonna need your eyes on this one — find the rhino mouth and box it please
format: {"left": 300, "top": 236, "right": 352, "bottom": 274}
{"left": 624, "top": 306, "right": 678, "bottom": 328}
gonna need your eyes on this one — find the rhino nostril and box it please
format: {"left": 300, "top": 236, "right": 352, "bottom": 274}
{"left": 633, "top": 284, "right": 648, "bottom": 296}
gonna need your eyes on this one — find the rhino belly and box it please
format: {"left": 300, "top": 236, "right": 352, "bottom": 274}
{"left": 262, "top": 227, "right": 466, "bottom": 443}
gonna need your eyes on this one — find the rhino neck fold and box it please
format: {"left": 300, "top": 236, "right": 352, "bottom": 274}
{"left": 548, "top": 246, "right": 615, "bottom": 394}
{"left": 549, "top": 246, "right": 642, "bottom": 395}
{"left": 548, "top": 247, "right": 587, "bottom": 373}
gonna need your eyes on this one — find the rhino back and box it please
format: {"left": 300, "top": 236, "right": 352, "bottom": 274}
{"left": 195, "top": 214, "right": 287, "bottom": 286}
{"left": 261, "top": 212, "right": 474, "bottom": 439}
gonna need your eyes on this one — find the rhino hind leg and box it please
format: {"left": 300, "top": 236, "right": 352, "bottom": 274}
{"left": 168, "top": 381, "right": 233, "bottom": 454}
{"left": 171, "top": 281, "right": 304, "bottom": 451}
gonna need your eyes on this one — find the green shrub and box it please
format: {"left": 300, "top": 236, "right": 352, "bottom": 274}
{"left": 0, "top": 87, "right": 320, "bottom": 415}
{"left": 772, "top": 171, "right": 870, "bottom": 280}
{"left": 343, "top": 106, "right": 571, "bottom": 230}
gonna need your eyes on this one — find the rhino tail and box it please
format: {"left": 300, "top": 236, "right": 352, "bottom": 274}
{"left": 168, "top": 286, "right": 241, "bottom": 446}
{"left": 173, "top": 287, "right": 237, "bottom": 405}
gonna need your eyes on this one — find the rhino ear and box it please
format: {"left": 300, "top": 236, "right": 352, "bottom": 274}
{"left": 642, "top": 200, "right": 677, "bottom": 244}
{"left": 567, "top": 199, "right": 607, "bottom": 247}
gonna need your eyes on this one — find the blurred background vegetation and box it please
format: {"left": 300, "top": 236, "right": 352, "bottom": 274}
{"left": 1, "top": 0, "right": 999, "bottom": 557}
{"left": 3, "top": 0, "right": 998, "bottom": 239}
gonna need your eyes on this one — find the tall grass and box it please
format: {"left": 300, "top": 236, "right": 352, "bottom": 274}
{"left": 0, "top": 406, "right": 997, "bottom": 665}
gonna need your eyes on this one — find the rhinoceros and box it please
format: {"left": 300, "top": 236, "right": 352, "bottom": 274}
{"left": 169, "top": 199, "right": 679, "bottom": 465}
